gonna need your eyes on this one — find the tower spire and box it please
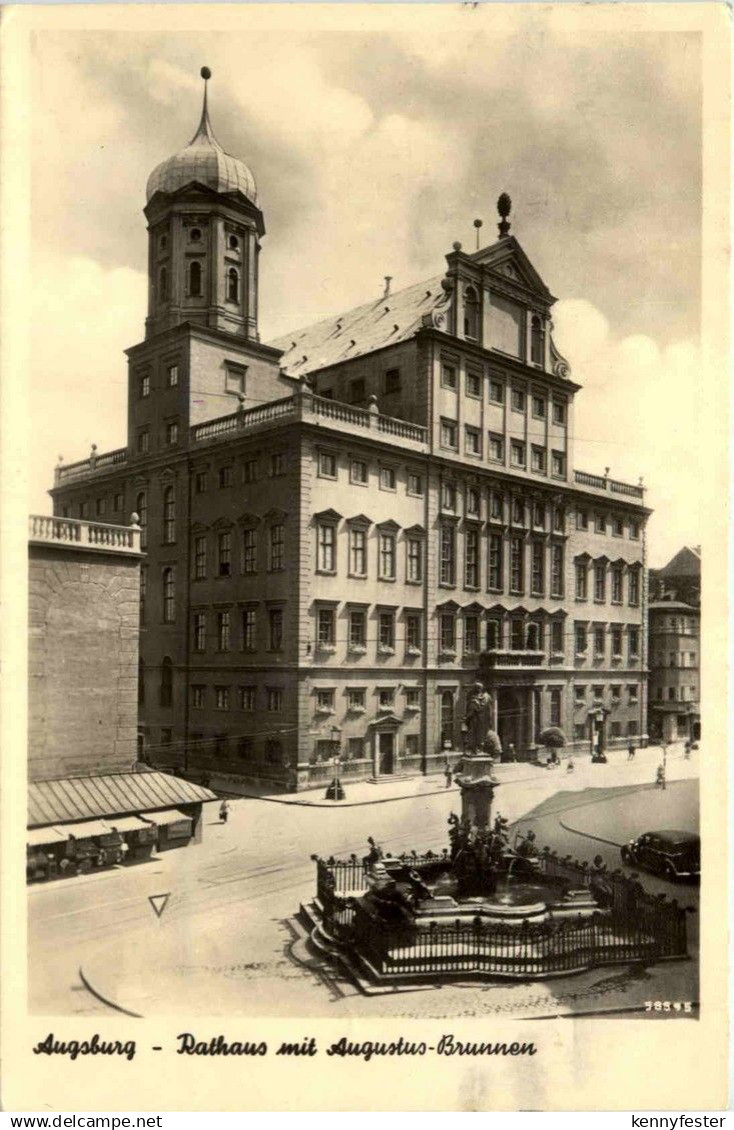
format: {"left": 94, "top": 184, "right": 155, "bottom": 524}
{"left": 190, "top": 66, "right": 215, "bottom": 145}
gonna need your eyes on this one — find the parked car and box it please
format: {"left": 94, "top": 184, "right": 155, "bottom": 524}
{"left": 620, "top": 830, "right": 700, "bottom": 880}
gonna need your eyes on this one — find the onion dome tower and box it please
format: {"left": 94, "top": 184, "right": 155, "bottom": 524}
{"left": 144, "top": 67, "right": 264, "bottom": 341}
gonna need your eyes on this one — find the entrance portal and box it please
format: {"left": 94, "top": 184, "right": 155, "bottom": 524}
{"left": 377, "top": 731, "right": 395, "bottom": 775}
{"left": 496, "top": 688, "right": 526, "bottom": 760}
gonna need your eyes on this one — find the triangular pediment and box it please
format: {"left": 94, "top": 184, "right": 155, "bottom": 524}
{"left": 346, "top": 513, "right": 372, "bottom": 527}
{"left": 237, "top": 511, "right": 261, "bottom": 527}
{"left": 313, "top": 508, "right": 342, "bottom": 523}
{"left": 263, "top": 507, "right": 288, "bottom": 522}
{"left": 474, "top": 237, "right": 554, "bottom": 304}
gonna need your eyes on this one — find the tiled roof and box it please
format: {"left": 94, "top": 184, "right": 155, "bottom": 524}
{"left": 269, "top": 274, "right": 445, "bottom": 378}
{"left": 28, "top": 772, "right": 216, "bottom": 828}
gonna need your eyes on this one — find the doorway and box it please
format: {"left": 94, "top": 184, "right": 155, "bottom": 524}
{"left": 377, "top": 731, "right": 395, "bottom": 775}
{"left": 496, "top": 688, "right": 525, "bottom": 760}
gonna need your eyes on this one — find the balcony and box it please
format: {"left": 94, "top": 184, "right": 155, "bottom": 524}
{"left": 573, "top": 469, "right": 645, "bottom": 501}
{"left": 28, "top": 514, "right": 142, "bottom": 555}
{"left": 480, "top": 649, "right": 547, "bottom": 669}
{"left": 54, "top": 446, "right": 128, "bottom": 485}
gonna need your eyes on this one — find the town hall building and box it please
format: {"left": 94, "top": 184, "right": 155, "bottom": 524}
{"left": 50, "top": 69, "right": 651, "bottom": 791}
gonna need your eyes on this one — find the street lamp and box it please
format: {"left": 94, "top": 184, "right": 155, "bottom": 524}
{"left": 325, "top": 725, "right": 345, "bottom": 801}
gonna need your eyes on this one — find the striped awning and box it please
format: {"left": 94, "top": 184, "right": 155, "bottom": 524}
{"left": 28, "top": 772, "right": 216, "bottom": 829}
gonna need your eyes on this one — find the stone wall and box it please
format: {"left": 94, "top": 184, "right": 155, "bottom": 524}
{"left": 28, "top": 546, "right": 141, "bottom": 781}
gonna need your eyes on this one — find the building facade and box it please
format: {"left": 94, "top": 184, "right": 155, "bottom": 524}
{"left": 50, "top": 73, "right": 651, "bottom": 791}
{"left": 647, "top": 545, "right": 701, "bottom": 743}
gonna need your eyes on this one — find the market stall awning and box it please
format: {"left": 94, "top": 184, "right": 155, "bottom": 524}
{"left": 61, "top": 820, "right": 113, "bottom": 838}
{"left": 28, "top": 771, "right": 216, "bottom": 828}
{"left": 104, "top": 815, "right": 153, "bottom": 833}
{"left": 141, "top": 809, "right": 193, "bottom": 827}
{"left": 27, "top": 826, "right": 67, "bottom": 847}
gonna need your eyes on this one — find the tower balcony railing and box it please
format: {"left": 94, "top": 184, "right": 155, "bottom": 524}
{"left": 28, "top": 514, "right": 142, "bottom": 554}
{"left": 54, "top": 447, "right": 128, "bottom": 485}
{"left": 574, "top": 469, "right": 645, "bottom": 499}
{"left": 480, "top": 648, "right": 547, "bottom": 669}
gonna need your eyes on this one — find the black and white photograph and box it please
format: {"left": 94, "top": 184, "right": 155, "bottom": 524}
{"left": 1, "top": 1, "right": 729, "bottom": 1113}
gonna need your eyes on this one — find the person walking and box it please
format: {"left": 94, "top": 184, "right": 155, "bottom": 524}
{"left": 444, "top": 761, "right": 453, "bottom": 789}
{"left": 508, "top": 742, "right": 517, "bottom": 763}
{"left": 627, "top": 742, "right": 636, "bottom": 761}
{"left": 655, "top": 764, "right": 666, "bottom": 790}
{"left": 219, "top": 799, "right": 230, "bottom": 824}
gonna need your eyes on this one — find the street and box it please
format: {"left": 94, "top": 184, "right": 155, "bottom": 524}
{"left": 29, "top": 744, "right": 699, "bottom": 1021}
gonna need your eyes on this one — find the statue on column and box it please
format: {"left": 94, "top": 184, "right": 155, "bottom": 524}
{"left": 464, "top": 681, "right": 493, "bottom": 755}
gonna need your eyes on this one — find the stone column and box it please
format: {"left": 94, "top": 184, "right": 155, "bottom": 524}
{"left": 455, "top": 753, "right": 500, "bottom": 831}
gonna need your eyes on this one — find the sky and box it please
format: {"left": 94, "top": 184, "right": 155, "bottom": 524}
{"left": 29, "top": 18, "right": 703, "bottom": 566}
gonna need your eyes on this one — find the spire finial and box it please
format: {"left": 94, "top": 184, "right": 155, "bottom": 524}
{"left": 190, "top": 66, "right": 215, "bottom": 145}
{"left": 497, "top": 192, "right": 512, "bottom": 238}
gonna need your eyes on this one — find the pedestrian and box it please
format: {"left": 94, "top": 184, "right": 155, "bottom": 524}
{"left": 219, "top": 799, "right": 230, "bottom": 824}
{"left": 627, "top": 742, "right": 636, "bottom": 761}
{"left": 684, "top": 740, "right": 691, "bottom": 760}
{"left": 566, "top": 757, "right": 574, "bottom": 773}
{"left": 444, "top": 761, "right": 453, "bottom": 789}
{"left": 508, "top": 742, "right": 517, "bottom": 763}
{"left": 655, "top": 764, "right": 666, "bottom": 790}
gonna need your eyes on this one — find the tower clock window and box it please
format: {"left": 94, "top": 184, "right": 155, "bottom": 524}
{"left": 227, "top": 268, "right": 239, "bottom": 302}
{"left": 189, "top": 228, "right": 202, "bottom": 242}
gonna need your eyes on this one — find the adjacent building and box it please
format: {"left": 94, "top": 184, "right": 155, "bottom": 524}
{"left": 49, "top": 71, "right": 651, "bottom": 792}
{"left": 648, "top": 546, "right": 701, "bottom": 743}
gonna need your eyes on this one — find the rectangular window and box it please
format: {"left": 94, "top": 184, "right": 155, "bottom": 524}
{"left": 379, "top": 611, "right": 395, "bottom": 650}
{"left": 137, "top": 429, "right": 150, "bottom": 455}
{"left": 490, "top": 492, "right": 504, "bottom": 521}
{"left": 485, "top": 619, "right": 500, "bottom": 650}
{"left": 350, "top": 459, "right": 368, "bottom": 485}
{"left": 193, "top": 612, "right": 206, "bottom": 652}
{"left": 576, "top": 509, "right": 588, "bottom": 531}
{"left": 465, "top": 528, "right": 480, "bottom": 588}
{"left": 511, "top": 388, "right": 526, "bottom": 412}
{"left": 349, "top": 378, "right": 366, "bottom": 404}
{"left": 317, "top": 524, "right": 336, "bottom": 573}
{"left": 440, "top": 614, "right": 456, "bottom": 653}
{"left": 612, "top": 626, "right": 623, "bottom": 657}
{"left": 267, "top": 688, "right": 283, "bottom": 712}
{"left": 318, "top": 451, "right": 337, "bottom": 479}
{"left": 532, "top": 395, "right": 546, "bottom": 418}
{"left": 593, "top": 685, "right": 604, "bottom": 703}
{"left": 215, "top": 686, "right": 230, "bottom": 711}
{"left": 239, "top": 686, "right": 256, "bottom": 711}
{"left": 552, "top": 401, "right": 566, "bottom": 426}
{"left": 270, "top": 452, "right": 286, "bottom": 477}
{"left": 612, "top": 516, "right": 624, "bottom": 536}
{"left": 441, "top": 364, "right": 458, "bottom": 390}
{"left": 531, "top": 446, "right": 546, "bottom": 472}
{"left": 551, "top": 620, "right": 563, "bottom": 654}
{"left": 464, "top": 616, "right": 479, "bottom": 654}
{"left": 113, "top": 493, "right": 123, "bottom": 513}
{"left": 316, "top": 689, "right": 335, "bottom": 713}
{"left": 195, "top": 470, "right": 208, "bottom": 494}
{"left": 628, "top": 684, "right": 639, "bottom": 704}
{"left": 440, "top": 525, "right": 456, "bottom": 586}
{"left": 242, "top": 528, "right": 257, "bottom": 573}
{"left": 551, "top": 451, "right": 566, "bottom": 477}
{"left": 550, "top": 689, "right": 561, "bottom": 727}
{"left": 575, "top": 623, "right": 587, "bottom": 654}
{"left": 510, "top": 440, "right": 525, "bottom": 467}
{"left": 384, "top": 368, "right": 400, "bottom": 394}
{"left": 488, "top": 533, "right": 503, "bottom": 591}
{"left": 347, "top": 737, "right": 365, "bottom": 760}
{"left": 574, "top": 723, "right": 586, "bottom": 741}
{"left": 139, "top": 374, "right": 150, "bottom": 398}
{"left": 627, "top": 720, "right": 639, "bottom": 736}
{"left": 217, "top": 611, "right": 231, "bottom": 651}
{"left": 489, "top": 378, "right": 504, "bottom": 403}
{"left": 407, "top": 472, "right": 423, "bottom": 496}
{"left": 379, "top": 532, "right": 396, "bottom": 580}
{"left": 440, "top": 419, "right": 458, "bottom": 449}
{"left": 574, "top": 685, "right": 586, "bottom": 707}
{"left": 243, "top": 459, "right": 257, "bottom": 483}
{"left": 441, "top": 482, "right": 456, "bottom": 511}
{"left": 378, "top": 688, "right": 395, "bottom": 710}
{"left": 533, "top": 503, "right": 545, "bottom": 529}
{"left": 349, "top": 609, "right": 366, "bottom": 649}
{"left": 406, "top": 613, "right": 422, "bottom": 650}
{"left": 166, "top": 421, "right": 179, "bottom": 446}
{"left": 379, "top": 465, "right": 396, "bottom": 491}
{"left": 269, "top": 609, "right": 283, "bottom": 651}
{"left": 347, "top": 688, "right": 366, "bottom": 711}
{"left": 629, "top": 627, "right": 640, "bottom": 659}
{"left": 407, "top": 538, "right": 423, "bottom": 583}
{"left": 269, "top": 524, "right": 284, "bottom": 571}
{"left": 167, "top": 364, "right": 179, "bottom": 388}
{"left": 192, "top": 685, "right": 205, "bottom": 709}
{"left": 485, "top": 429, "right": 503, "bottom": 461}
{"left": 630, "top": 521, "right": 640, "bottom": 540}
{"left": 594, "top": 626, "right": 605, "bottom": 658}
{"left": 611, "top": 566, "right": 623, "bottom": 603}
{"left": 550, "top": 544, "right": 564, "bottom": 598}
{"left": 594, "top": 513, "right": 606, "bottom": 534}
{"left": 628, "top": 569, "right": 640, "bottom": 607}
{"left": 575, "top": 562, "right": 588, "bottom": 599}
{"left": 531, "top": 542, "right": 544, "bottom": 595}
{"left": 193, "top": 537, "right": 206, "bottom": 580}
{"left": 466, "top": 370, "right": 482, "bottom": 398}
{"left": 96, "top": 498, "right": 106, "bottom": 517}
{"left": 242, "top": 608, "right": 256, "bottom": 651}
{"left": 594, "top": 562, "right": 606, "bottom": 602}
{"left": 465, "top": 426, "right": 481, "bottom": 456}
{"left": 611, "top": 685, "right": 621, "bottom": 705}
{"left": 510, "top": 537, "right": 524, "bottom": 593}
{"left": 510, "top": 619, "right": 524, "bottom": 652}
{"left": 349, "top": 528, "right": 367, "bottom": 576}
{"left": 219, "top": 466, "right": 233, "bottom": 489}
{"left": 405, "top": 688, "right": 421, "bottom": 710}
{"left": 218, "top": 531, "right": 232, "bottom": 577}
{"left": 466, "top": 488, "right": 480, "bottom": 516}
{"left": 317, "top": 608, "right": 335, "bottom": 646}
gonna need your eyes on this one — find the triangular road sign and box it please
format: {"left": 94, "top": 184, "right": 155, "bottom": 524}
{"left": 148, "top": 893, "right": 171, "bottom": 919}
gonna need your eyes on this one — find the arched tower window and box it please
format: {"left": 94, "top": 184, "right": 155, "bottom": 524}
{"left": 163, "top": 485, "right": 176, "bottom": 545}
{"left": 160, "top": 656, "right": 173, "bottom": 707}
{"left": 159, "top": 266, "right": 169, "bottom": 303}
{"left": 189, "top": 260, "right": 202, "bottom": 297}
{"left": 227, "top": 267, "right": 239, "bottom": 303}
{"left": 531, "top": 314, "right": 545, "bottom": 365}
{"left": 136, "top": 491, "right": 147, "bottom": 550}
{"left": 464, "top": 286, "right": 479, "bottom": 340}
{"left": 162, "top": 568, "right": 175, "bottom": 623}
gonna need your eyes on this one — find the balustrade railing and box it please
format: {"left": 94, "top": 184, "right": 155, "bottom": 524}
{"left": 482, "top": 649, "right": 547, "bottom": 669}
{"left": 28, "top": 514, "right": 141, "bottom": 553}
{"left": 574, "top": 469, "right": 644, "bottom": 498}
{"left": 55, "top": 447, "right": 128, "bottom": 483}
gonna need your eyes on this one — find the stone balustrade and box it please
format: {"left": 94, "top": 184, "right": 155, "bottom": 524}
{"left": 481, "top": 649, "right": 548, "bottom": 669}
{"left": 28, "top": 514, "right": 142, "bottom": 554}
{"left": 55, "top": 447, "right": 128, "bottom": 484}
{"left": 574, "top": 468, "right": 645, "bottom": 499}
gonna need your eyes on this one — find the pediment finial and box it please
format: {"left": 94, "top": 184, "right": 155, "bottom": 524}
{"left": 497, "top": 192, "right": 512, "bottom": 238}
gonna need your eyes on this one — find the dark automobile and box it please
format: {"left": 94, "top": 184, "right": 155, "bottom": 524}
{"left": 621, "top": 829, "right": 700, "bottom": 880}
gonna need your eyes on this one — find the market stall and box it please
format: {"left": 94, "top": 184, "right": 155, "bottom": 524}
{"left": 141, "top": 808, "right": 194, "bottom": 852}
{"left": 106, "top": 815, "right": 157, "bottom": 863}
{"left": 26, "top": 825, "right": 68, "bottom": 882}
